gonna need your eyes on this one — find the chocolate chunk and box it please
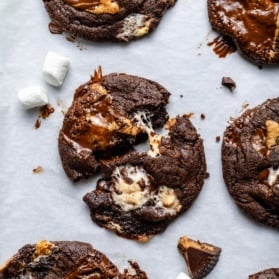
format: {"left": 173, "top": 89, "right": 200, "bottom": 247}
{"left": 249, "top": 268, "right": 279, "bottom": 279}
{"left": 178, "top": 236, "right": 221, "bottom": 279}
{"left": 0, "top": 240, "right": 148, "bottom": 279}
{"left": 42, "top": 0, "right": 177, "bottom": 42}
{"left": 222, "top": 98, "right": 279, "bottom": 228}
{"left": 83, "top": 115, "right": 207, "bottom": 241}
{"left": 208, "top": 0, "right": 279, "bottom": 64}
{"left": 221, "top": 77, "right": 236, "bottom": 92}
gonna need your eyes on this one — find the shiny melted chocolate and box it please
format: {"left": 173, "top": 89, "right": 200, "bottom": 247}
{"left": 62, "top": 82, "right": 141, "bottom": 151}
{"left": 65, "top": 255, "right": 118, "bottom": 279}
{"left": 63, "top": 0, "right": 120, "bottom": 15}
{"left": 208, "top": 35, "right": 236, "bottom": 58}
{"left": 210, "top": 0, "right": 279, "bottom": 62}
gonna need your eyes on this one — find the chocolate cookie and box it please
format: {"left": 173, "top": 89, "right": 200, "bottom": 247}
{"left": 0, "top": 240, "right": 148, "bottom": 278}
{"left": 208, "top": 0, "right": 279, "bottom": 64}
{"left": 83, "top": 114, "right": 207, "bottom": 241}
{"left": 42, "top": 0, "right": 176, "bottom": 42}
{"left": 58, "top": 68, "right": 170, "bottom": 181}
{"left": 222, "top": 98, "right": 279, "bottom": 228}
{"left": 249, "top": 268, "right": 279, "bottom": 279}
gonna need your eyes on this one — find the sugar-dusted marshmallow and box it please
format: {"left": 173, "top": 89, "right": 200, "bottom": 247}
{"left": 43, "top": 51, "right": 70, "bottom": 87}
{"left": 17, "top": 86, "right": 48, "bottom": 109}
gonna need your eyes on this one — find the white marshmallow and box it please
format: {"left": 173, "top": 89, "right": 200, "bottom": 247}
{"left": 43, "top": 51, "right": 70, "bottom": 87}
{"left": 17, "top": 86, "right": 48, "bottom": 109}
{"left": 176, "top": 272, "right": 191, "bottom": 279}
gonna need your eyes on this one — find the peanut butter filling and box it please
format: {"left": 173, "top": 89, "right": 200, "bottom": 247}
{"left": 266, "top": 120, "right": 279, "bottom": 149}
{"left": 64, "top": 0, "right": 120, "bottom": 15}
{"left": 34, "top": 240, "right": 54, "bottom": 258}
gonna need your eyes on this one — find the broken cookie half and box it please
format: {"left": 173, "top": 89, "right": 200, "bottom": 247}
{"left": 178, "top": 236, "right": 221, "bottom": 279}
{"left": 0, "top": 240, "right": 148, "bottom": 279}
{"left": 83, "top": 114, "right": 207, "bottom": 241}
{"left": 58, "top": 67, "right": 170, "bottom": 181}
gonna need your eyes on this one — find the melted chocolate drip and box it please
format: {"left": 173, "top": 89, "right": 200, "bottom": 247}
{"left": 208, "top": 35, "right": 237, "bottom": 58}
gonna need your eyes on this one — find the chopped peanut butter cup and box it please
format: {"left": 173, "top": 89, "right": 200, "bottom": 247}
{"left": 178, "top": 236, "right": 221, "bottom": 279}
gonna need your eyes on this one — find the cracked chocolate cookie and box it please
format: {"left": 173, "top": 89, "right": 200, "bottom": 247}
{"left": 208, "top": 0, "right": 279, "bottom": 64}
{"left": 58, "top": 68, "right": 170, "bottom": 181}
{"left": 0, "top": 240, "right": 148, "bottom": 278}
{"left": 42, "top": 0, "right": 177, "bottom": 42}
{"left": 83, "top": 114, "right": 207, "bottom": 241}
{"left": 249, "top": 268, "right": 279, "bottom": 279}
{"left": 222, "top": 98, "right": 279, "bottom": 228}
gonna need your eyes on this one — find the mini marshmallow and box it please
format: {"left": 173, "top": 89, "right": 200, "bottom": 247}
{"left": 17, "top": 85, "right": 48, "bottom": 109}
{"left": 176, "top": 272, "right": 191, "bottom": 279}
{"left": 43, "top": 51, "right": 70, "bottom": 87}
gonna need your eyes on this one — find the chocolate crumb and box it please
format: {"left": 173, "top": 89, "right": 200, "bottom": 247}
{"left": 180, "top": 95, "right": 184, "bottom": 98}
{"left": 40, "top": 104, "right": 55, "bottom": 119}
{"left": 34, "top": 104, "right": 55, "bottom": 129}
{"left": 258, "top": 65, "right": 263, "bottom": 70}
{"left": 33, "top": 166, "right": 44, "bottom": 174}
{"left": 48, "top": 22, "right": 63, "bottom": 34}
{"left": 66, "top": 35, "right": 76, "bottom": 43}
{"left": 200, "top": 113, "right": 206, "bottom": 120}
{"left": 205, "top": 172, "right": 210, "bottom": 179}
{"left": 34, "top": 119, "right": 41, "bottom": 129}
{"left": 221, "top": 77, "right": 236, "bottom": 92}
{"left": 216, "top": 136, "right": 221, "bottom": 143}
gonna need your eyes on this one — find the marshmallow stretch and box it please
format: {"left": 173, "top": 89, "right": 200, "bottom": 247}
{"left": 17, "top": 86, "right": 48, "bottom": 109}
{"left": 43, "top": 51, "right": 70, "bottom": 86}
{"left": 175, "top": 272, "right": 191, "bottom": 279}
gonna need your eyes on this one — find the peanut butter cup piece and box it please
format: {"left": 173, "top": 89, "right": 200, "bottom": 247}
{"left": 42, "top": 0, "right": 177, "bottom": 42}
{"left": 83, "top": 115, "right": 207, "bottom": 241}
{"left": 208, "top": 0, "right": 279, "bottom": 64}
{"left": 222, "top": 98, "right": 279, "bottom": 228}
{"left": 248, "top": 268, "right": 279, "bottom": 279}
{"left": 58, "top": 67, "right": 170, "bottom": 181}
{"left": 0, "top": 240, "right": 148, "bottom": 278}
{"left": 178, "top": 236, "right": 221, "bottom": 279}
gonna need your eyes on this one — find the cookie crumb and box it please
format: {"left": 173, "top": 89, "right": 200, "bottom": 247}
{"left": 205, "top": 172, "right": 210, "bottom": 179}
{"left": 33, "top": 166, "right": 44, "bottom": 174}
{"left": 180, "top": 94, "right": 184, "bottom": 98}
{"left": 216, "top": 136, "right": 220, "bottom": 143}
{"left": 241, "top": 102, "right": 249, "bottom": 111}
{"left": 34, "top": 104, "right": 55, "bottom": 129}
{"left": 200, "top": 113, "right": 206, "bottom": 120}
{"left": 185, "top": 112, "right": 194, "bottom": 118}
{"left": 258, "top": 65, "right": 263, "bottom": 70}
{"left": 34, "top": 119, "right": 41, "bottom": 129}
{"left": 221, "top": 77, "right": 236, "bottom": 92}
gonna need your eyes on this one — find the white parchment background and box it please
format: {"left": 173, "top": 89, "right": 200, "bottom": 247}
{"left": 0, "top": 0, "right": 278, "bottom": 278}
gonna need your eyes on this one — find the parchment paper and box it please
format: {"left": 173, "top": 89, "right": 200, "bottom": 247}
{"left": 0, "top": 1, "right": 278, "bottom": 278}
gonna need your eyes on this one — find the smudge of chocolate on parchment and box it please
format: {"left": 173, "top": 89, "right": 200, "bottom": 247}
{"left": 208, "top": 35, "right": 236, "bottom": 58}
